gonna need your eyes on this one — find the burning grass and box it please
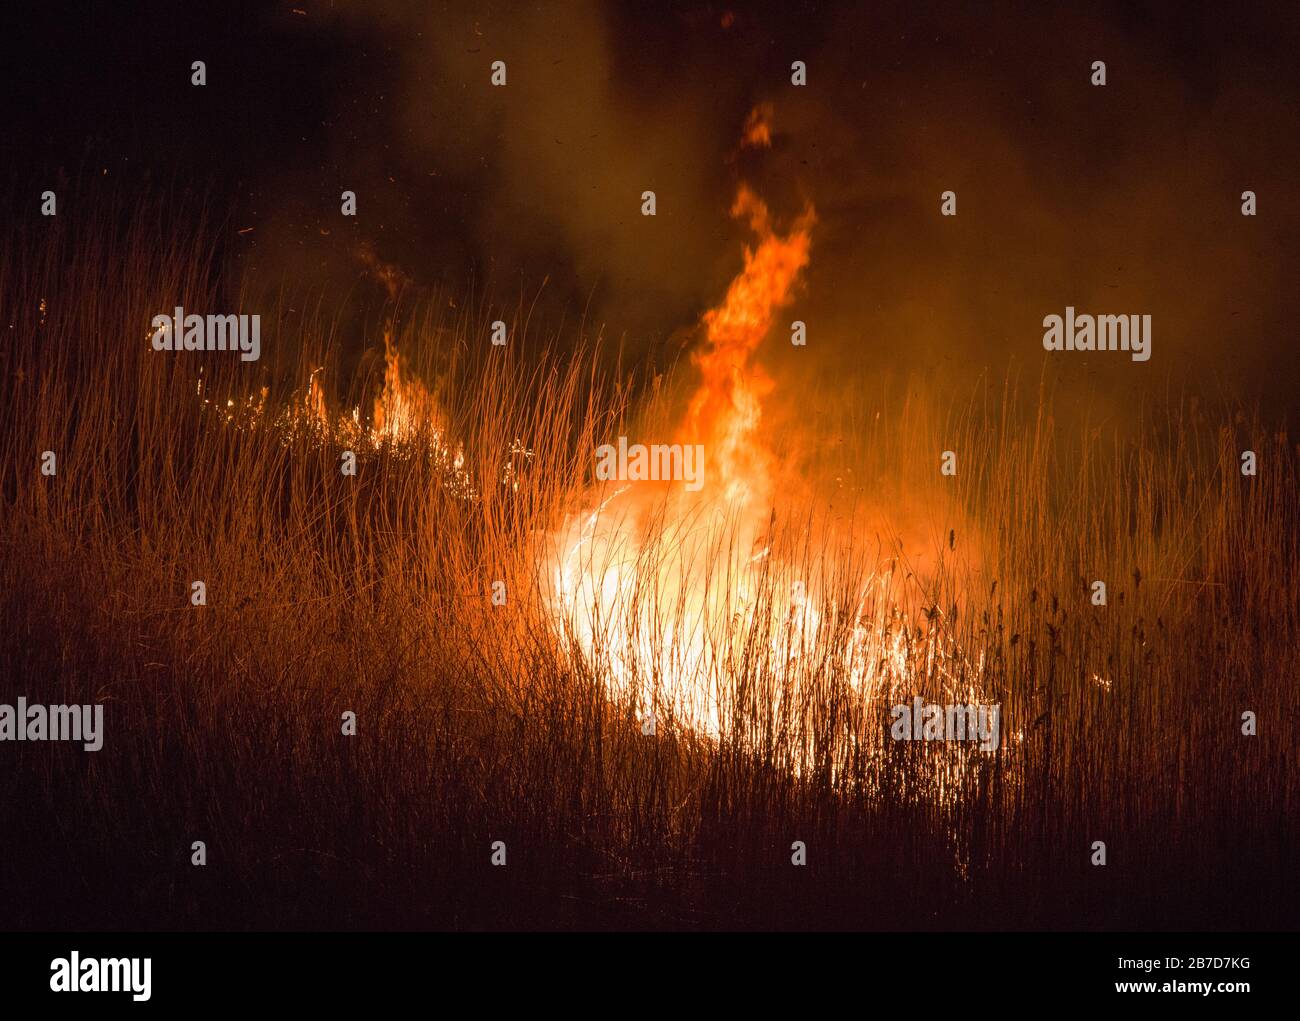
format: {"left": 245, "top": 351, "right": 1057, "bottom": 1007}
{"left": 0, "top": 193, "right": 1296, "bottom": 929}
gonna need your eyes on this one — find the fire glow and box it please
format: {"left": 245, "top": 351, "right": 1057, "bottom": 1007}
{"left": 546, "top": 181, "right": 821, "bottom": 738}
{"left": 538, "top": 126, "right": 1009, "bottom": 805}
{"left": 224, "top": 112, "right": 1011, "bottom": 795}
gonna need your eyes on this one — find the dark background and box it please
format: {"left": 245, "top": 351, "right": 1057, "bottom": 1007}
{"left": 4, "top": 0, "right": 1298, "bottom": 419}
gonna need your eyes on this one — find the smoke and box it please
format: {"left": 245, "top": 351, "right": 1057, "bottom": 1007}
{"left": 279, "top": 0, "right": 757, "bottom": 352}
{"left": 263, "top": 0, "right": 1298, "bottom": 420}
{"left": 756, "top": 3, "right": 1300, "bottom": 423}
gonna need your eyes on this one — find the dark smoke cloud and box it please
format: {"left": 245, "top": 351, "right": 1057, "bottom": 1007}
{"left": 257, "top": 0, "right": 1299, "bottom": 419}
{"left": 275, "top": 0, "right": 760, "bottom": 352}
{"left": 761, "top": 3, "right": 1300, "bottom": 422}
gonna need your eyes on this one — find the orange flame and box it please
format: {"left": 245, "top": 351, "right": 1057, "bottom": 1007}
{"left": 545, "top": 173, "right": 818, "bottom": 737}
{"left": 372, "top": 329, "right": 446, "bottom": 443}
{"left": 679, "top": 185, "right": 814, "bottom": 511}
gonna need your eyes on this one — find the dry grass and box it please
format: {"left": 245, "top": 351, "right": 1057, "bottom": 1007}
{"left": 0, "top": 194, "right": 1295, "bottom": 930}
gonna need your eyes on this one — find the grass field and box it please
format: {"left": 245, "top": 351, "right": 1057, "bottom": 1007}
{"left": 1, "top": 194, "right": 1295, "bottom": 930}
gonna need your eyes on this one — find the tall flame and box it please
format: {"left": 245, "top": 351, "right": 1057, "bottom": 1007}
{"left": 546, "top": 174, "right": 818, "bottom": 738}
{"left": 678, "top": 185, "right": 813, "bottom": 512}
